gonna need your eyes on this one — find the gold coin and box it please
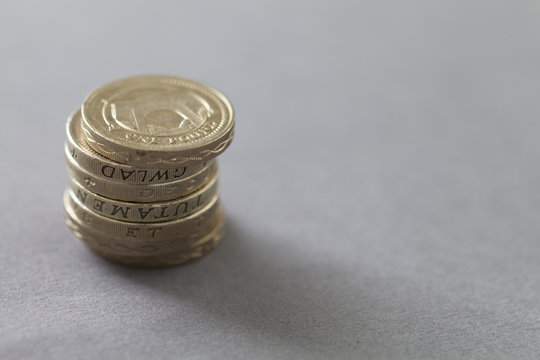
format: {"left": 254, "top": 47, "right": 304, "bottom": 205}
{"left": 64, "top": 189, "right": 221, "bottom": 241}
{"left": 66, "top": 206, "right": 225, "bottom": 267}
{"left": 66, "top": 109, "right": 209, "bottom": 184}
{"left": 81, "top": 75, "right": 234, "bottom": 166}
{"left": 65, "top": 149, "right": 218, "bottom": 202}
{"left": 68, "top": 172, "right": 219, "bottom": 223}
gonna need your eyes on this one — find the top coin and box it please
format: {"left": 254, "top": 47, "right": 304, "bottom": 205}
{"left": 81, "top": 75, "right": 234, "bottom": 166}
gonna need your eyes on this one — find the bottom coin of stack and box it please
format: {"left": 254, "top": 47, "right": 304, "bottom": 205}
{"left": 63, "top": 75, "right": 235, "bottom": 267}
{"left": 64, "top": 189, "right": 225, "bottom": 267}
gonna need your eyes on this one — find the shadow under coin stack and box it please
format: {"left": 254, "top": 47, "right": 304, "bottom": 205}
{"left": 63, "top": 75, "right": 235, "bottom": 267}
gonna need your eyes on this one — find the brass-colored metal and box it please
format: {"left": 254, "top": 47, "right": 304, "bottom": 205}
{"left": 81, "top": 75, "right": 234, "bottom": 167}
{"left": 65, "top": 149, "right": 218, "bottom": 202}
{"left": 66, "top": 205, "right": 225, "bottom": 267}
{"left": 66, "top": 109, "right": 209, "bottom": 184}
{"left": 68, "top": 173, "right": 219, "bottom": 223}
{"left": 64, "top": 189, "right": 221, "bottom": 241}
{"left": 64, "top": 74, "right": 234, "bottom": 267}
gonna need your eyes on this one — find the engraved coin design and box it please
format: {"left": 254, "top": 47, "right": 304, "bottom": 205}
{"left": 68, "top": 173, "right": 219, "bottom": 223}
{"left": 64, "top": 74, "right": 234, "bottom": 267}
{"left": 64, "top": 189, "right": 221, "bottom": 241}
{"left": 81, "top": 75, "right": 234, "bottom": 166}
{"left": 66, "top": 109, "right": 208, "bottom": 183}
{"left": 65, "top": 208, "right": 225, "bottom": 267}
{"left": 65, "top": 151, "right": 218, "bottom": 202}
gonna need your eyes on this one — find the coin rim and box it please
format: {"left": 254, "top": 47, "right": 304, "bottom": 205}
{"left": 66, "top": 204, "right": 225, "bottom": 259}
{"left": 80, "top": 75, "right": 234, "bottom": 162}
{"left": 64, "top": 189, "right": 221, "bottom": 240}
{"left": 65, "top": 149, "right": 218, "bottom": 202}
{"left": 66, "top": 108, "right": 210, "bottom": 179}
{"left": 68, "top": 172, "right": 219, "bottom": 223}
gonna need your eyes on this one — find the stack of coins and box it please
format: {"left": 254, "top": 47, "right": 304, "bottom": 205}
{"left": 63, "top": 75, "right": 234, "bottom": 267}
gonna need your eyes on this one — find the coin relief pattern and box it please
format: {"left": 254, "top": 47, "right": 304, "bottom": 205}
{"left": 66, "top": 212, "right": 224, "bottom": 261}
{"left": 65, "top": 190, "right": 221, "bottom": 241}
{"left": 68, "top": 174, "right": 218, "bottom": 222}
{"left": 81, "top": 76, "right": 234, "bottom": 165}
{"left": 64, "top": 75, "right": 234, "bottom": 267}
{"left": 66, "top": 110, "right": 209, "bottom": 182}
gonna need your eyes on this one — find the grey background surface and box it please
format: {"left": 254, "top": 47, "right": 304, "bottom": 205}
{"left": 1, "top": 1, "right": 539, "bottom": 359}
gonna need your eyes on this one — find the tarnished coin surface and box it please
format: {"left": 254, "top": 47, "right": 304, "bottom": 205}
{"left": 66, "top": 109, "right": 208, "bottom": 184}
{"left": 81, "top": 75, "right": 234, "bottom": 166}
{"left": 68, "top": 172, "right": 219, "bottom": 223}
{"left": 64, "top": 189, "right": 221, "bottom": 241}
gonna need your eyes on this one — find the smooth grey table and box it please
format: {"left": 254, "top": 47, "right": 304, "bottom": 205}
{"left": 1, "top": 1, "right": 539, "bottom": 359}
